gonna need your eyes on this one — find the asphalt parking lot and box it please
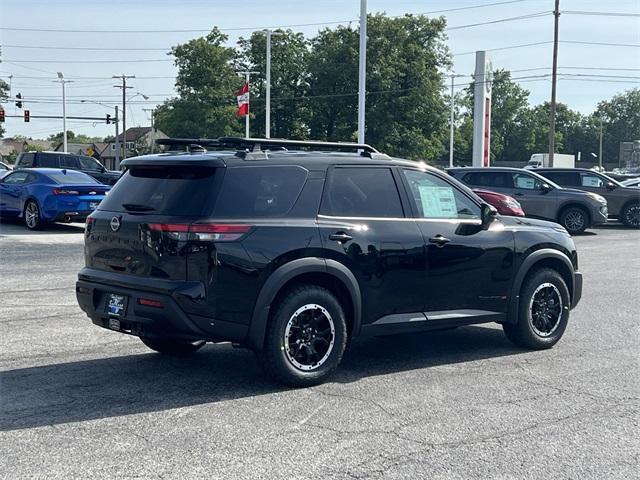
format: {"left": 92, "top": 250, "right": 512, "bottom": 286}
{"left": 1, "top": 220, "right": 638, "bottom": 480}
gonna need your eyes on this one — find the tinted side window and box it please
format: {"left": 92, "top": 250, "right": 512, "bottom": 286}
{"left": 3, "top": 172, "right": 30, "bottom": 184}
{"left": 38, "top": 154, "right": 59, "bottom": 168}
{"left": 321, "top": 167, "right": 403, "bottom": 218}
{"left": 404, "top": 170, "right": 480, "bottom": 220}
{"left": 542, "top": 171, "right": 579, "bottom": 186}
{"left": 17, "top": 153, "right": 34, "bottom": 167}
{"left": 213, "top": 166, "right": 308, "bottom": 218}
{"left": 462, "top": 171, "right": 513, "bottom": 188}
{"left": 78, "top": 156, "right": 102, "bottom": 170}
{"left": 60, "top": 155, "right": 80, "bottom": 168}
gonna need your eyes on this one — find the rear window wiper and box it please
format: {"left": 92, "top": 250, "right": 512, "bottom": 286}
{"left": 122, "top": 203, "right": 155, "bottom": 212}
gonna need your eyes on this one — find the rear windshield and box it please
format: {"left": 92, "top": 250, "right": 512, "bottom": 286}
{"left": 213, "top": 166, "right": 308, "bottom": 218}
{"left": 44, "top": 170, "right": 99, "bottom": 184}
{"left": 98, "top": 166, "right": 218, "bottom": 216}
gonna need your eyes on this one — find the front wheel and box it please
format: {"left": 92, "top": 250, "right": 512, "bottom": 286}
{"left": 503, "top": 268, "right": 570, "bottom": 350}
{"left": 24, "top": 199, "right": 44, "bottom": 230}
{"left": 140, "top": 337, "right": 205, "bottom": 356}
{"left": 621, "top": 202, "right": 640, "bottom": 229}
{"left": 260, "top": 285, "right": 348, "bottom": 387}
{"left": 559, "top": 206, "right": 589, "bottom": 234}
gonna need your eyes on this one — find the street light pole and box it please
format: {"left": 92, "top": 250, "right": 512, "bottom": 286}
{"left": 357, "top": 0, "right": 367, "bottom": 144}
{"left": 599, "top": 116, "right": 603, "bottom": 170}
{"left": 548, "top": 0, "right": 560, "bottom": 165}
{"left": 448, "top": 74, "right": 465, "bottom": 168}
{"left": 114, "top": 105, "right": 120, "bottom": 167}
{"left": 265, "top": 29, "right": 272, "bottom": 139}
{"left": 54, "top": 72, "right": 73, "bottom": 153}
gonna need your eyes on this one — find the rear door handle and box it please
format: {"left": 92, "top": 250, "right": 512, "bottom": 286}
{"left": 329, "top": 231, "right": 353, "bottom": 243}
{"left": 513, "top": 192, "right": 524, "bottom": 197}
{"left": 429, "top": 234, "right": 451, "bottom": 246}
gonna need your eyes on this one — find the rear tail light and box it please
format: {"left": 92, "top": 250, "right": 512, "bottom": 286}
{"left": 148, "top": 223, "right": 251, "bottom": 242}
{"left": 53, "top": 188, "right": 79, "bottom": 195}
{"left": 85, "top": 216, "right": 95, "bottom": 233}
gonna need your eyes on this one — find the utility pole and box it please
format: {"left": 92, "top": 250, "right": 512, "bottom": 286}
{"left": 598, "top": 116, "right": 603, "bottom": 170}
{"left": 548, "top": 0, "right": 560, "bottom": 165}
{"left": 143, "top": 108, "right": 155, "bottom": 153}
{"left": 113, "top": 74, "right": 135, "bottom": 160}
{"left": 357, "top": 0, "right": 367, "bottom": 144}
{"left": 54, "top": 72, "right": 73, "bottom": 153}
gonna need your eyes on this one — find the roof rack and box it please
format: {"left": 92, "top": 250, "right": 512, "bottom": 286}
{"left": 155, "top": 137, "right": 226, "bottom": 153}
{"left": 157, "top": 136, "right": 390, "bottom": 160}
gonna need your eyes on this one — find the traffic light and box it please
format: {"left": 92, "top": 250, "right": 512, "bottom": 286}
{"left": 15, "top": 93, "right": 22, "bottom": 109}
{"left": 0, "top": 109, "right": 5, "bottom": 123}
{"left": 106, "top": 114, "right": 111, "bottom": 124}
{"left": 24, "top": 110, "right": 30, "bottom": 122}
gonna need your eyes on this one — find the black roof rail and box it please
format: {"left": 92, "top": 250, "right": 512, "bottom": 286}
{"left": 155, "top": 138, "right": 227, "bottom": 152}
{"left": 217, "top": 136, "right": 381, "bottom": 154}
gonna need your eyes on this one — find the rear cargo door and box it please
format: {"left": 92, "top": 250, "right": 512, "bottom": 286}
{"left": 86, "top": 165, "right": 221, "bottom": 281}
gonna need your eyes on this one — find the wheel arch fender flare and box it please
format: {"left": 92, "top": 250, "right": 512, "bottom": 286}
{"left": 507, "top": 248, "right": 575, "bottom": 324}
{"left": 246, "top": 257, "right": 362, "bottom": 351}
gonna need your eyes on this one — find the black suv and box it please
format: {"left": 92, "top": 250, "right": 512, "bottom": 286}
{"left": 16, "top": 151, "right": 121, "bottom": 185}
{"left": 76, "top": 138, "right": 583, "bottom": 386}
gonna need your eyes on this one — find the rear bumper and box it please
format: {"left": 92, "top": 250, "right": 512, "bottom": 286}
{"left": 76, "top": 268, "right": 248, "bottom": 343}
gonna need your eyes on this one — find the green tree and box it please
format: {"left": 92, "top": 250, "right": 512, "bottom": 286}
{"left": 48, "top": 131, "right": 77, "bottom": 145}
{"left": 594, "top": 88, "right": 640, "bottom": 164}
{"left": 155, "top": 28, "right": 244, "bottom": 138}
{"left": 236, "top": 29, "right": 309, "bottom": 139}
{"left": 306, "top": 14, "right": 451, "bottom": 160}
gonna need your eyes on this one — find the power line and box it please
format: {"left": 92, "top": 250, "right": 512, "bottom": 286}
{"left": 563, "top": 10, "right": 640, "bottom": 17}
{"left": 446, "top": 11, "right": 550, "bottom": 31}
{"left": 0, "top": 8, "right": 549, "bottom": 35}
{"left": 562, "top": 40, "right": 640, "bottom": 48}
{"left": 3, "top": 59, "right": 172, "bottom": 64}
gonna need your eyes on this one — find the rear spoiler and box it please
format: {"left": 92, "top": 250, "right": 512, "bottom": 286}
{"left": 120, "top": 157, "right": 226, "bottom": 168}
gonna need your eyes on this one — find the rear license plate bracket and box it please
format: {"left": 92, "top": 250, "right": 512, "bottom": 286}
{"left": 106, "top": 293, "right": 128, "bottom": 318}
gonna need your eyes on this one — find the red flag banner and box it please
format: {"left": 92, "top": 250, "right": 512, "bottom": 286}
{"left": 236, "top": 82, "right": 249, "bottom": 116}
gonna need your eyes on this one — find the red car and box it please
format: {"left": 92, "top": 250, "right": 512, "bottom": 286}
{"left": 473, "top": 189, "right": 525, "bottom": 217}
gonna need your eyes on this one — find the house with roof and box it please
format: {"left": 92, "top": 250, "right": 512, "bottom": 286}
{"left": 101, "top": 127, "right": 168, "bottom": 169}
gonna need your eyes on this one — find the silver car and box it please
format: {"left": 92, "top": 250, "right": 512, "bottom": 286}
{"left": 448, "top": 167, "right": 608, "bottom": 234}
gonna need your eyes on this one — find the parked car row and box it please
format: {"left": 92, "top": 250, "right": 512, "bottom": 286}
{"left": 448, "top": 166, "right": 640, "bottom": 232}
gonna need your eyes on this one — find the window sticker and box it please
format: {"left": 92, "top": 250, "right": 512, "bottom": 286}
{"left": 515, "top": 176, "right": 535, "bottom": 189}
{"left": 418, "top": 185, "right": 457, "bottom": 218}
{"left": 582, "top": 176, "right": 603, "bottom": 187}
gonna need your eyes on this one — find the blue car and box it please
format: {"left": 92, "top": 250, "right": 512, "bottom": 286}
{"left": 0, "top": 168, "right": 110, "bottom": 230}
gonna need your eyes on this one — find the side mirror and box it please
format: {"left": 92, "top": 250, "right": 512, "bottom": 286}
{"left": 541, "top": 183, "right": 553, "bottom": 193}
{"left": 481, "top": 203, "right": 498, "bottom": 228}
{"left": 606, "top": 181, "right": 616, "bottom": 190}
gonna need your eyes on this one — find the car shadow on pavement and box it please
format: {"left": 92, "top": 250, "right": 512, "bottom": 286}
{"left": 0, "top": 325, "right": 525, "bottom": 432}
{"left": 0, "top": 218, "right": 85, "bottom": 236}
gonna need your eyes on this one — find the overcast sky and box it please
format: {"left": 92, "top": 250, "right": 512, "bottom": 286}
{"left": 1, "top": 0, "right": 638, "bottom": 140}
